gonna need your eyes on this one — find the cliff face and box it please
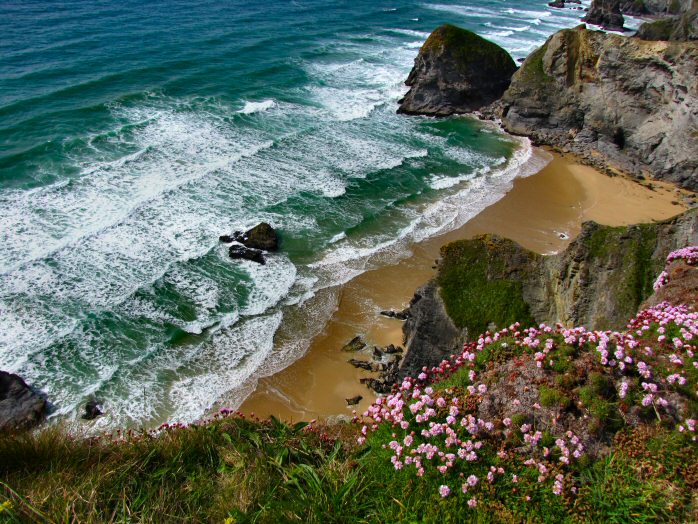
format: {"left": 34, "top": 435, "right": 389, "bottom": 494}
{"left": 636, "top": 8, "right": 698, "bottom": 40}
{"left": 499, "top": 26, "right": 698, "bottom": 190}
{"left": 398, "top": 24, "right": 517, "bottom": 116}
{"left": 622, "top": 0, "right": 697, "bottom": 14}
{"left": 0, "top": 371, "right": 47, "bottom": 432}
{"left": 400, "top": 210, "right": 697, "bottom": 378}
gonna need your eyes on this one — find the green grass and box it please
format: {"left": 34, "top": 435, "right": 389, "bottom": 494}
{"left": 437, "top": 236, "right": 536, "bottom": 336}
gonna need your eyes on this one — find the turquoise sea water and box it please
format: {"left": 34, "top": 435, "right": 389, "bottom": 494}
{"left": 1, "top": 0, "right": 602, "bottom": 428}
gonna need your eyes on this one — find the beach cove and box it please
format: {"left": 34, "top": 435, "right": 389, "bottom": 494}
{"left": 238, "top": 149, "right": 689, "bottom": 421}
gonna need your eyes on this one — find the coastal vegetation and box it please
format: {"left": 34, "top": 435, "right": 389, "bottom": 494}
{"left": 1, "top": 248, "right": 696, "bottom": 522}
{"left": 1, "top": 5, "right": 697, "bottom": 523}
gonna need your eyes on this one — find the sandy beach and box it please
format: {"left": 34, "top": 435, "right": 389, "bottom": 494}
{"left": 238, "top": 150, "right": 689, "bottom": 422}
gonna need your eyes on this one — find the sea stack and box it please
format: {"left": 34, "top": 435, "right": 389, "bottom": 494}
{"left": 397, "top": 24, "right": 517, "bottom": 116}
{"left": 583, "top": 0, "right": 626, "bottom": 31}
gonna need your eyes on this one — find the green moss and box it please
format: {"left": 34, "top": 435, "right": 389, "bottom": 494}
{"left": 437, "top": 236, "right": 536, "bottom": 336}
{"left": 582, "top": 223, "right": 661, "bottom": 329}
{"left": 422, "top": 24, "right": 515, "bottom": 73}
{"left": 539, "top": 385, "right": 571, "bottom": 409}
{"left": 517, "top": 43, "right": 553, "bottom": 88}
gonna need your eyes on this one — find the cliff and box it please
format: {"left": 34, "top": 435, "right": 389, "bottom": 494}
{"left": 636, "top": 7, "right": 698, "bottom": 40}
{"left": 621, "top": 0, "right": 697, "bottom": 14}
{"left": 400, "top": 209, "right": 698, "bottom": 378}
{"left": 498, "top": 26, "right": 698, "bottom": 190}
{"left": 398, "top": 24, "right": 517, "bottom": 116}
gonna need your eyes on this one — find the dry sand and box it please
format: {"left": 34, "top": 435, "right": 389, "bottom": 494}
{"left": 238, "top": 151, "right": 689, "bottom": 422}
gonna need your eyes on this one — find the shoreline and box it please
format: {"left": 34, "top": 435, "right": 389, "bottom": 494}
{"left": 237, "top": 149, "right": 689, "bottom": 422}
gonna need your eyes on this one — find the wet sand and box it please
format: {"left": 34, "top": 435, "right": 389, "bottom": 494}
{"left": 238, "top": 151, "right": 689, "bottom": 422}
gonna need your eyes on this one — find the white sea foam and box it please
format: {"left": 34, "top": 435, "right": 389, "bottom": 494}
{"left": 238, "top": 99, "right": 277, "bottom": 114}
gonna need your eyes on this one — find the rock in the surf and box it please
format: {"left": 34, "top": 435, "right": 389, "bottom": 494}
{"left": 0, "top": 371, "right": 48, "bottom": 432}
{"left": 82, "top": 399, "right": 104, "bottom": 420}
{"left": 229, "top": 244, "right": 266, "bottom": 265}
{"left": 398, "top": 24, "right": 517, "bottom": 116}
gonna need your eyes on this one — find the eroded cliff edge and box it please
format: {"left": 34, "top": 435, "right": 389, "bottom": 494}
{"left": 400, "top": 209, "right": 698, "bottom": 378}
{"left": 498, "top": 25, "right": 698, "bottom": 190}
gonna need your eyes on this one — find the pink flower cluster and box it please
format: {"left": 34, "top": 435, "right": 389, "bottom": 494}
{"left": 653, "top": 246, "right": 698, "bottom": 290}
{"left": 358, "top": 301, "right": 698, "bottom": 501}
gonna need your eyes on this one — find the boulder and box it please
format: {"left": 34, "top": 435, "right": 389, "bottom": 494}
{"left": 0, "top": 371, "right": 47, "bottom": 432}
{"left": 398, "top": 24, "right": 517, "bottom": 116}
{"left": 221, "top": 222, "right": 279, "bottom": 252}
{"left": 82, "top": 399, "right": 104, "bottom": 420}
{"left": 345, "top": 395, "right": 363, "bottom": 406}
{"left": 348, "top": 359, "right": 375, "bottom": 371}
{"left": 229, "top": 244, "right": 266, "bottom": 265}
{"left": 341, "top": 336, "right": 366, "bottom": 352}
{"left": 583, "top": 0, "right": 626, "bottom": 31}
{"left": 549, "top": 0, "right": 566, "bottom": 7}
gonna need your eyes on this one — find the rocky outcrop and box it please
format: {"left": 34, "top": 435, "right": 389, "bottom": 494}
{"left": 398, "top": 209, "right": 697, "bottom": 378}
{"left": 499, "top": 25, "right": 698, "bottom": 190}
{"left": 398, "top": 281, "right": 467, "bottom": 379}
{"left": 583, "top": 0, "right": 626, "bottom": 31}
{"left": 229, "top": 244, "right": 266, "bottom": 265}
{"left": 398, "top": 24, "right": 517, "bottom": 116}
{"left": 0, "top": 371, "right": 47, "bottom": 432}
{"left": 636, "top": 8, "right": 698, "bottom": 40}
{"left": 221, "top": 222, "right": 279, "bottom": 265}
{"left": 235, "top": 223, "right": 278, "bottom": 251}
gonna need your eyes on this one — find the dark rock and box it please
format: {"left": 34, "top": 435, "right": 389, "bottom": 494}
{"left": 82, "top": 399, "right": 104, "bottom": 420}
{"left": 348, "top": 359, "right": 374, "bottom": 371}
{"left": 383, "top": 344, "right": 403, "bottom": 354}
{"left": 583, "top": 0, "right": 626, "bottom": 31}
{"left": 222, "top": 222, "right": 279, "bottom": 252}
{"left": 398, "top": 24, "right": 517, "bottom": 116}
{"left": 241, "top": 223, "right": 279, "bottom": 251}
{"left": 548, "top": 0, "right": 566, "bottom": 7}
{"left": 372, "top": 347, "right": 384, "bottom": 360}
{"left": 341, "top": 336, "right": 366, "bottom": 352}
{"left": 0, "top": 371, "right": 47, "bottom": 432}
{"left": 360, "top": 378, "right": 394, "bottom": 394}
{"left": 380, "top": 309, "right": 410, "bottom": 320}
{"left": 399, "top": 281, "right": 468, "bottom": 380}
{"left": 345, "top": 395, "right": 363, "bottom": 406}
{"left": 229, "top": 244, "right": 266, "bottom": 265}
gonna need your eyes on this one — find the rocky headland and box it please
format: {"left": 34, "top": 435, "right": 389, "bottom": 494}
{"left": 498, "top": 25, "right": 698, "bottom": 189}
{"left": 400, "top": 18, "right": 698, "bottom": 190}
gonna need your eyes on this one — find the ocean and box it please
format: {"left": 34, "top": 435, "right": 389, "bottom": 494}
{"left": 1, "top": 0, "right": 631, "bottom": 429}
